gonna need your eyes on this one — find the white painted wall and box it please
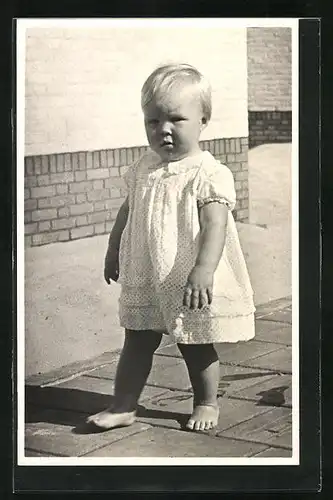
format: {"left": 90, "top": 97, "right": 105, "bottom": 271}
{"left": 24, "top": 25, "right": 248, "bottom": 155}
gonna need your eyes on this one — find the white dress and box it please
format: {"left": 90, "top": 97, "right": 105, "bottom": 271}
{"left": 117, "top": 149, "right": 255, "bottom": 344}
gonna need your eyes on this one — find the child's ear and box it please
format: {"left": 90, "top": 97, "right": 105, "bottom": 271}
{"left": 200, "top": 117, "right": 208, "bottom": 130}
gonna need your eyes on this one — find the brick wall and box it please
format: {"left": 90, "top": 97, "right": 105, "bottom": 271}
{"left": 247, "top": 27, "right": 292, "bottom": 148}
{"left": 248, "top": 111, "right": 292, "bottom": 148}
{"left": 24, "top": 137, "right": 249, "bottom": 247}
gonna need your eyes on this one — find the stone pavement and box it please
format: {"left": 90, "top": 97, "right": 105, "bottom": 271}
{"left": 24, "top": 296, "right": 293, "bottom": 459}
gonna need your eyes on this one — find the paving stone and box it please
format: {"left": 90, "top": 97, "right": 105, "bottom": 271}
{"left": 55, "top": 374, "right": 169, "bottom": 403}
{"left": 82, "top": 426, "right": 267, "bottom": 457}
{"left": 26, "top": 352, "right": 119, "bottom": 387}
{"left": 251, "top": 446, "right": 292, "bottom": 458}
{"left": 244, "top": 347, "right": 292, "bottom": 373}
{"left": 215, "top": 340, "right": 282, "bottom": 365}
{"left": 25, "top": 409, "right": 151, "bottom": 457}
{"left": 136, "top": 390, "right": 273, "bottom": 434}
{"left": 255, "top": 322, "right": 292, "bottom": 346}
{"left": 218, "top": 406, "right": 292, "bottom": 450}
{"left": 26, "top": 377, "right": 168, "bottom": 415}
{"left": 155, "top": 343, "right": 183, "bottom": 358}
{"left": 231, "top": 374, "right": 292, "bottom": 407}
{"left": 24, "top": 449, "right": 61, "bottom": 457}
{"left": 259, "top": 309, "right": 292, "bottom": 324}
{"left": 267, "top": 427, "right": 293, "bottom": 448}
{"left": 255, "top": 298, "right": 291, "bottom": 318}
{"left": 146, "top": 359, "right": 192, "bottom": 391}
{"left": 218, "top": 365, "right": 277, "bottom": 396}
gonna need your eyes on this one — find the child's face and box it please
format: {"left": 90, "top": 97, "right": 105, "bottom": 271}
{"left": 143, "top": 85, "right": 207, "bottom": 162}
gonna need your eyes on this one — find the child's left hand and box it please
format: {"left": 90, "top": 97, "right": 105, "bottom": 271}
{"left": 183, "top": 265, "right": 214, "bottom": 310}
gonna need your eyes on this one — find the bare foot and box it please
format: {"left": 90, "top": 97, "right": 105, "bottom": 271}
{"left": 86, "top": 407, "right": 136, "bottom": 430}
{"left": 186, "top": 405, "right": 219, "bottom": 432}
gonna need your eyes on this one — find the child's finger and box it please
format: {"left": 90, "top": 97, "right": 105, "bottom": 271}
{"left": 190, "top": 289, "right": 200, "bottom": 310}
{"left": 207, "top": 287, "right": 213, "bottom": 304}
{"left": 183, "top": 288, "right": 192, "bottom": 307}
{"left": 198, "top": 290, "right": 208, "bottom": 309}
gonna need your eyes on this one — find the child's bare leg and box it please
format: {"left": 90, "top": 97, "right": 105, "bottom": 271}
{"left": 87, "top": 329, "right": 162, "bottom": 429}
{"left": 177, "top": 343, "right": 220, "bottom": 431}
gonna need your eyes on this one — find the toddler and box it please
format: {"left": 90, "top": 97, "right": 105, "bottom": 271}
{"left": 87, "top": 63, "right": 255, "bottom": 432}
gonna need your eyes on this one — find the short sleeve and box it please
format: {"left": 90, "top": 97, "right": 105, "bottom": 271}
{"left": 120, "top": 162, "right": 136, "bottom": 190}
{"left": 197, "top": 162, "right": 236, "bottom": 211}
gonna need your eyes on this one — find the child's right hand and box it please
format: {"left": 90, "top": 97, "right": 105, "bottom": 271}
{"left": 104, "top": 247, "right": 119, "bottom": 284}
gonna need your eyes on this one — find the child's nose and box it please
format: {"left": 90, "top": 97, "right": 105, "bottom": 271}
{"left": 160, "top": 121, "right": 172, "bottom": 135}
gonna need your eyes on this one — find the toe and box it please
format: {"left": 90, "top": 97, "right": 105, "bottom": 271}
{"left": 205, "top": 421, "right": 212, "bottom": 430}
{"left": 199, "top": 421, "right": 206, "bottom": 432}
{"left": 194, "top": 421, "right": 201, "bottom": 431}
{"left": 186, "top": 419, "right": 195, "bottom": 430}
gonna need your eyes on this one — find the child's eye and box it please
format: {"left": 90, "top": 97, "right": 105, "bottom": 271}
{"left": 147, "top": 119, "right": 158, "bottom": 125}
{"left": 171, "top": 116, "right": 185, "bottom": 122}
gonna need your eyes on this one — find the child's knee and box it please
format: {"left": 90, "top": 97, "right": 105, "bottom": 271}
{"left": 178, "top": 342, "right": 218, "bottom": 363}
{"left": 125, "top": 329, "right": 162, "bottom": 352}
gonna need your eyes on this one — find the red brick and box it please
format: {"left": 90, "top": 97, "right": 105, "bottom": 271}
{"left": 58, "top": 206, "right": 70, "bottom": 218}
{"left": 41, "top": 156, "right": 49, "bottom": 174}
{"left": 24, "top": 211, "right": 32, "bottom": 223}
{"left": 69, "top": 181, "right": 94, "bottom": 194}
{"left": 86, "top": 152, "right": 93, "bottom": 169}
{"left": 87, "top": 189, "right": 110, "bottom": 201}
{"left": 31, "top": 208, "right": 57, "bottom": 221}
{"left": 76, "top": 215, "right": 88, "bottom": 226}
{"left": 25, "top": 235, "right": 32, "bottom": 247}
{"left": 32, "top": 230, "right": 70, "bottom": 246}
{"left": 37, "top": 174, "right": 50, "bottom": 186}
{"left": 87, "top": 211, "right": 109, "bottom": 224}
{"left": 56, "top": 154, "right": 65, "bottom": 173}
{"left": 50, "top": 172, "right": 74, "bottom": 184}
{"left": 25, "top": 157, "right": 34, "bottom": 176}
{"left": 92, "top": 151, "right": 99, "bottom": 168}
{"left": 49, "top": 155, "right": 57, "bottom": 173}
{"left": 235, "top": 171, "right": 248, "bottom": 182}
{"left": 25, "top": 199, "right": 37, "bottom": 211}
{"left": 64, "top": 153, "right": 72, "bottom": 171}
{"left": 51, "top": 218, "right": 76, "bottom": 230}
{"left": 70, "top": 225, "right": 94, "bottom": 239}
{"left": 110, "top": 188, "right": 121, "bottom": 198}
{"left": 104, "top": 177, "right": 126, "bottom": 189}
{"left": 104, "top": 198, "right": 125, "bottom": 210}
{"left": 79, "top": 152, "right": 86, "bottom": 170}
{"left": 56, "top": 184, "right": 69, "bottom": 195}
{"left": 34, "top": 156, "right": 42, "bottom": 175}
{"left": 38, "top": 195, "right": 76, "bottom": 209}
{"left": 25, "top": 176, "right": 37, "bottom": 188}
{"left": 94, "top": 222, "right": 106, "bottom": 234}
{"left": 74, "top": 171, "right": 87, "bottom": 182}
{"left": 100, "top": 150, "right": 107, "bottom": 168}
{"left": 38, "top": 221, "right": 51, "bottom": 232}
{"left": 71, "top": 153, "right": 79, "bottom": 171}
{"left": 75, "top": 193, "right": 87, "bottom": 204}
{"left": 126, "top": 148, "right": 134, "bottom": 164}
{"left": 93, "top": 180, "right": 103, "bottom": 190}
{"left": 69, "top": 202, "right": 94, "bottom": 216}
{"left": 107, "top": 150, "right": 114, "bottom": 167}
{"left": 113, "top": 148, "right": 120, "bottom": 166}
{"left": 109, "top": 166, "right": 121, "bottom": 177}
{"left": 31, "top": 186, "right": 56, "bottom": 199}
{"left": 86, "top": 168, "right": 109, "bottom": 180}
{"left": 105, "top": 220, "right": 115, "bottom": 232}
{"left": 94, "top": 201, "right": 105, "bottom": 211}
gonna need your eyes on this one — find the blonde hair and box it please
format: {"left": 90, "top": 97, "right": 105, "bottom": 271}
{"left": 141, "top": 63, "right": 212, "bottom": 122}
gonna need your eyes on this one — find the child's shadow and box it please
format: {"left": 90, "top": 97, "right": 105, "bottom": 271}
{"left": 73, "top": 405, "right": 190, "bottom": 435}
{"left": 25, "top": 385, "right": 190, "bottom": 435}
{"left": 256, "top": 385, "right": 290, "bottom": 407}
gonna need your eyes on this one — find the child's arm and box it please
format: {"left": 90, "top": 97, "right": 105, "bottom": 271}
{"left": 183, "top": 202, "right": 228, "bottom": 309}
{"left": 104, "top": 197, "right": 129, "bottom": 284}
